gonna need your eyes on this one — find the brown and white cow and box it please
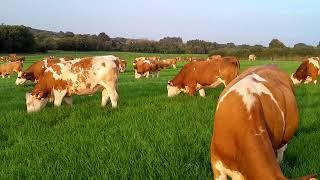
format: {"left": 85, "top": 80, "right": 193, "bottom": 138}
{"left": 16, "top": 57, "right": 69, "bottom": 85}
{"left": 291, "top": 57, "right": 320, "bottom": 85}
{"left": 248, "top": 54, "right": 256, "bottom": 61}
{"left": 185, "top": 57, "right": 204, "bottom": 62}
{"left": 0, "top": 61, "right": 23, "bottom": 78}
{"left": 210, "top": 65, "right": 317, "bottom": 180}
{"left": 134, "top": 60, "right": 160, "bottom": 79}
{"left": 167, "top": 57, "right": 240, "bottom": 97}
{"left": 159, "top": 59, "right": 177, "bottom": 69}
{"left": 26, "top": 55, "right": 119, "bottom": 113}
{"left": 146, "top": 56, "right": 161, "bottom": 61}
{"left": 207, "top": 55, "right": 222, "bottom": 61}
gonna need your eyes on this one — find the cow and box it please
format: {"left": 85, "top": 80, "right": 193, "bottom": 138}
{"left": 159, "top": 59, "right": 177, "bottom": 69}
{"left": 25, "top": 55, "right": 119, "bottom": 113}
{"left": 0, "top": 61, "right": 23, "bottom": 78}
{"left": 16, "top": 57, "right": 69, "bottom": 85}
{"left": 207, "top": 55, "right": 222, "bottom": 61}
{"left": 134, "top": 60, "right": 160, "bottom": 79}
{"left": 210, "top": 65, "right": 317, "bottom": 180}
{"left": 291, "top": 57, "right": 320, "bottom": 85}
{"left": 249, "top": 54, "right": 256, "bottom": 61}
{"left": 167, "top": 57, "right": 240, "bottom": 97}
{"left": 185, "top": 57, "right": 204, "bottom": 62}
{"left": 146, "top": 56, "right": 161, "bottom": 61}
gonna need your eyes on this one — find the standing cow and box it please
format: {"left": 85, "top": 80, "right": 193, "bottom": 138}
{"left": 291, "top": 57, "right": 320, "bottom": 85}
{"left": 167, "top": 57, "right": 240, "bottom": 97}
{"left": 0, "top": 61, "right": 23, "bottom": 78}
{"left": 210, "top": 65, "right": 316, "bottom": 180}
{"left": 26, "top": 55, "right": 119, "bottom": 113}
{"left": 134, "top": 60, "right": 160, "bottom": 79}
{"left": 248, "top": 54, "right": 256, "bottom": 61}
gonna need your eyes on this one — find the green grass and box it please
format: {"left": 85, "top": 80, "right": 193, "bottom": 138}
{"left": 0, "top": 51, "right": 319, "bottom": 178}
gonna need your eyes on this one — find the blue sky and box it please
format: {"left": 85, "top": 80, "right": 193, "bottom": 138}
{"left": 1, "top": 0, "right": 319, "bottom": 46}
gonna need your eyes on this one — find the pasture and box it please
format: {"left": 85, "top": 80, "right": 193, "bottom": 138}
{"left": 0, "top": 51, "right": 319, "bottom": 178}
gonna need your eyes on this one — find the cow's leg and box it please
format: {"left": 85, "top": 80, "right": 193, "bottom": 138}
{"left": 277, "top": 144, "right": 287, "bottom": 163}
{"left": 101, "top": 82, "right": 118, "bottom": 108}
{"left": 199, "top": 89, "right": 206, "bottom": 97}
{"left": 145, "top": 71, "right": 150, "bottom": 78}
{"left": 63, "top": 96, "right": 73, "bottom": 106}
{"left": 304, "top": 76, "right": 313, "bottom": 84}
{"left": 53, "top": 89, "right": 67, "bottom": 106}
{"left": 101, "top": 89, "right": 110, "bottom": 107}
{"left": 156, "top": 71, "right": 159, "bottom": 78}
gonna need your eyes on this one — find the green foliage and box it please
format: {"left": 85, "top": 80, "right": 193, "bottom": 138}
{"left": 269, "top": 39, "right": 286, "bottom": 49}
{"left": 0, "top": 25, "right": 36, "bottom": 53}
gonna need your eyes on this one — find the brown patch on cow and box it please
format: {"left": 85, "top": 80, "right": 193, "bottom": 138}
{"left": 86, "top": 83, "right": 91, "bottom": 89}
{"left": 72, "top": 57, "right": 93, "bottom": 73}
{"left": 102, "top": 62, "right": 106, "bottom": 67}
{"left": 51, "top": 64, "right": 62, "bottom": 75}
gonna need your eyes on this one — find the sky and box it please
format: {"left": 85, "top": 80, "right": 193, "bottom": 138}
{"left": 0, "top": 0, "right": 319, "bottom": 46}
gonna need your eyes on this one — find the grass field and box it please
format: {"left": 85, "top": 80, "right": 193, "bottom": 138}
{"left": 0, "top": 51, "right": 319, "bottom": 178}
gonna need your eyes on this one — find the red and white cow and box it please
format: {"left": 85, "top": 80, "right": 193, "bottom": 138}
{"left": 291, "top": 57, "right": 320, "bottom": 85}
{"left": 167, "top": 57, "right": 240, "bottom": 97}
{"left": 26, "top": 55, "right": 119, "bottom": 113}
{"left": 210, "top": 65, "right": 316, "bottom": 180}
{"left": 134, "top": 60, "right": 160, "bottom": 79}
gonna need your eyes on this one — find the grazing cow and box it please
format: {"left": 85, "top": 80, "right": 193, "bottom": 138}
{"left": 249, "top": 54, "right": 256, "bottom": 61}
{"left": 26, "top": 55, "right": 119, "bottom": 113}
{"left": 210, "top": 65, "right": 317, "bottom": 180}
{"left": 16, "top": 57, "right": 69, "bottom": 85}
{"left": 0, "top": 61, "right": 23, "bottom": 78}
{"left": 207, "top": 55, "right": 222, "bottom": 61}
{"left": 134, "top": 60, "right": 160, "bottom": 79}
{"left": 175, "top": 57, "right": 182, "bottom": 61}
{"left": 146, "top": 56, "right": 161, "bottom": 61}
{"left": 159, "top": 59, "right": 177, "bottom": 69}
{"left": 167, "top": 57, "right": 240, "bottom": 97}
{"left": 185, "top": 57, "right": 204, "bottom": 62}
{"left": 291, "top": 57, "right": 320, "bottom": 85}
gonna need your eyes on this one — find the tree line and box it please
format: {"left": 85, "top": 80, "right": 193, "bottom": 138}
{"left": 1, "top": 24, "right": 320, "bottom": 59}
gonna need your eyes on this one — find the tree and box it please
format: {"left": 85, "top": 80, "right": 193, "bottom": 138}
{"left": 269, "top": 39, "right": 286, "bottom": 49}
{"left": 158, "top": 37, "right": 185, "bottom": 54}
{"left": 0, "top": 25, "right": 36, "bottom": 53}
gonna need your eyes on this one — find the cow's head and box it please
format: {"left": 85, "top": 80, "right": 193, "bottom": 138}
{"left": 16, "top": 72, "right": 34, "bottom": 85}
{"left": 290, "top": 73, "right": 302, "bottom": 85}
{"left": 167, "top": 81, "right": 182, "bottom": 97}
{"left": 25, "top": 92, "right": 48, "bottom": 113}
{"left": 119, "top": 60, "right": 127, "bottom": 73}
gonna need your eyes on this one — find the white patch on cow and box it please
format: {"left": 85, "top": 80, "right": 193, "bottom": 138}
{"left": 167, "top": 84, "right": 181, "bottom": 97}
{"left": 308, "top": 58, "right": 320, "bottom": 69}
{"left": 44, "top": 59, "right": 48, "bottom": 68}
{"left": 277, "top": 144, "right": 287, "bottom": 163}
{"left": 15, "top": 71, "right": 26, "bottom": 85}
{"left": 199, "top": 89, "right": 206, "bottom": 97}
{"left": 304, "top": 76, "right": 313, "bottom": 84}
{"left": 135, "top": 72, "right": 142, "bottom": 79}
{"left": 26, "top": 93, "right": 48, "bottom": 113}
{"left": 193, "top": 67, "right": 196, "bottom": 71}
{"left": 290, "top": 74, "right": 302, "bottom": 85}
{"left": 217, "top": 73, "right": 285, "bottom": 131}
{"left": 314, "top": 80, "right": 317, "bottom": 84}
{"left": 143, "top": 60, "right": 151, "bottom": 64}
{"left": 215, "top": 161, "right": 244, "bottom": 180}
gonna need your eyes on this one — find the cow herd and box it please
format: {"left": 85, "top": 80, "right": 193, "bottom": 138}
{"left": 0, "top": 54, "right": 319, "bottom": 179}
